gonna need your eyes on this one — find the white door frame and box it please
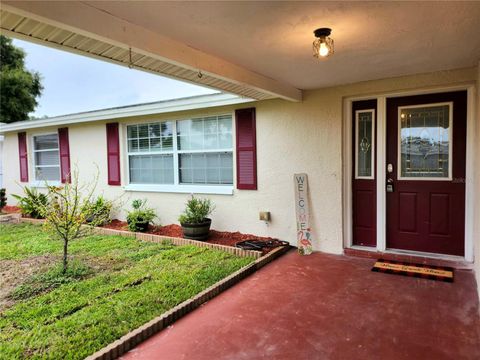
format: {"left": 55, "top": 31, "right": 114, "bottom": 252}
{"left": 343, "top": 83, "right": 476, "bottom": 262}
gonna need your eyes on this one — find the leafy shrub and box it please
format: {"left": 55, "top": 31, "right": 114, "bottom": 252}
{"left": 178, "top": 195, "right": 215, "bottom": 224}
{"left": 0, "top": 188, "right": 6, "bottom": 212}
{"left": 12, "top": 187, "right": 48, "bottom": 218}
{"left": 126, "top": 199, "right": 157, "bottom": 232}
{"left": 82, "top": 196, "right": 112, "bottom": 226}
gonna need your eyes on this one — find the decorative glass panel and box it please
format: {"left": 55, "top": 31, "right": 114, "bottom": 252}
{"left": 129, "top": 154, "right": 174, "bottom": 184}
{"left": 356, "top": 110, "right": 374, "bottom": 178}
{"left": 400, "top": 104, "right": 450, "bottom": 178}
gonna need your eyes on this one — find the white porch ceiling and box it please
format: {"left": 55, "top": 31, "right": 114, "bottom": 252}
{"left": 1, "top": 1, "right": 480, "bottom": 100}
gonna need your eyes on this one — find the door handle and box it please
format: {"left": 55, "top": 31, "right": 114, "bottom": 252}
{"left": 386, "top": 178, "right": 394, "bottom": 193}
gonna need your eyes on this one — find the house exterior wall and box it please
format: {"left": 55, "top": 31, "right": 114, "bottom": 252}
{"left": 475, "top": 62, "right": 480, "bottom": 295}
{"left": 2, "top": 67, "right": 478, "bottom": 257}
{"left": 0, "top": 135, "right": 3, "bottom": 188}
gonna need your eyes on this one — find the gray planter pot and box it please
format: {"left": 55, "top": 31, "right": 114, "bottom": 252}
{"left": 180, "top": 218, "right": 212, "bottom": 241}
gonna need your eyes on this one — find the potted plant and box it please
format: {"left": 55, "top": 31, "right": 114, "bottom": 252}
{"left": 178, "top": 195, "right": 215, "bottom": 241}
{"left": 126, "top": 199, "right": 156, "bottom": 232}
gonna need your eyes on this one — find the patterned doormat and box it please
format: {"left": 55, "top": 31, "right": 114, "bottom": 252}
{"left": 371, "top": 259, "right": 454, "bottom": 282}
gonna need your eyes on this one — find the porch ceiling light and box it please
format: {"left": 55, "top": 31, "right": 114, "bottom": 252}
{"left": 313, "top": 28, "right": 334, "bottom": 58}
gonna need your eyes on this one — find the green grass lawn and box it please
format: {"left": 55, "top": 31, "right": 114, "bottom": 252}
{"left": 0, "top": 223, "right": 253, "bottom": 360}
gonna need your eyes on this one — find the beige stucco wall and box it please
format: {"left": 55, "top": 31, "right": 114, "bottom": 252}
{"left": 475, "top": 62, "right": 480, "bottom": 295}
{"left": 2, "top": 66, "right": 478, "bottom": 257}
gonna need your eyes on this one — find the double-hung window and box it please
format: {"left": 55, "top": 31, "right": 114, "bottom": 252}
{"left": 126, "top": 114, "right": 233, "bottom": 193}
{"left": 33, "top": 134, "right": 61, "bottom": 182}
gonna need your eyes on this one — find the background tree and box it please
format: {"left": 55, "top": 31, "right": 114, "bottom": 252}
{"left": 0, "top": 35, "right": 43, "bottom": 123}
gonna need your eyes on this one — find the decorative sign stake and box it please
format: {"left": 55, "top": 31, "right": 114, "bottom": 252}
{"left": 294, "top": 173, "right": 313, "bottom": 255}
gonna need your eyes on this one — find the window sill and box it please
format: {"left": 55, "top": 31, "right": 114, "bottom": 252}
{"left": 123, "top": 184, "right": 234, "bottom": 195}
{"left": 29, "top": 181, "right": 61, "bottom": 188}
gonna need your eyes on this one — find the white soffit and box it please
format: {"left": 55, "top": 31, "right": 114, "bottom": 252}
{"left": 0, "top": 4, "right": 302, "bottom": 102}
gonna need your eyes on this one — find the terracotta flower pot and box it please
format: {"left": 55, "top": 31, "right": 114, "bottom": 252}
{"left": 180, "top": 218, "right": 212, "bottom": 241}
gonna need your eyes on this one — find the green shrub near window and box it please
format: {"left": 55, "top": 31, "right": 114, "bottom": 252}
{"left": 82, "top": 196, "right": 113, "bottom": 226}
{"left": 12, "top": 187, "right": 48, "bottom": 219}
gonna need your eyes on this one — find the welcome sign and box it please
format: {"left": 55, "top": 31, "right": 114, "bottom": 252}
{"left": 294, "top": 173, "right": 313, "bottom": 255}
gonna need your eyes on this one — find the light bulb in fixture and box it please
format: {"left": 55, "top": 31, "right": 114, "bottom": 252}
{"left": 319, "top": 42, "right": 330, "bottom": 57}
{"left": 313, "top": 28, "right": 334, "bottom": 59}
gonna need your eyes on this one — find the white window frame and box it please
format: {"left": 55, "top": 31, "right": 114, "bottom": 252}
{"left": 30, "top": 132, "right": 61, "bottom": 187}
{"left": 124, "top": 114, "right": 234, "bottom": 195}
{"left": 355, "top": 109, "right": 375, "bottom": 179}
{"left": 397, "top": 102, "right": 453, "bottom": 181}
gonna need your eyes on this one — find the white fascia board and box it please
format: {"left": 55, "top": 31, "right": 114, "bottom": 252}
{"left": 0, "top": 94, "right": 255, "bottom": 133}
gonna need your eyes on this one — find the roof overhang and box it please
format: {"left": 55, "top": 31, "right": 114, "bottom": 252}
{"left": 0, "top": 2, "right": 302, "bottom": 102}
{"left": 0, "top": 93, "right": 254, "bottom": 133}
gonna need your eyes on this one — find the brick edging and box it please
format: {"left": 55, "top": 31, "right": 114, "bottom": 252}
{"left": 0, "top": 213, "right": 21, "bottom": 224}
{"left": 85, "top": 245, "right": 290, "bottom": 360}
{"left": 19, "top": 218, "right": 262, "bottom": 259}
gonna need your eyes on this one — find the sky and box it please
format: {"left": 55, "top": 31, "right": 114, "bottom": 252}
{"left": 13, "top": 39, "right": 217, "bottom": 118}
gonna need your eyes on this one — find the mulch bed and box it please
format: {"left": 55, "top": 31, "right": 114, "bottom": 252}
{"left": 102, "top": 220, "right": 279, "bottom": 253}
{"left": 2, "top": 206, "right": 21, "bottom": 214}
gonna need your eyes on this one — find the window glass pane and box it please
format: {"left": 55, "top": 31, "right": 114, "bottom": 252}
{"left": 127, "top": 121, "right": 173, "bottom": 153}
{"left": 128, "top": 139, "right": 138, "bottom": 152}
{"left": 179, "top": 152, "right": 233, "bottom": 185}
{"left": 129, "top": 154, "right": 174, "bottom": 184}
{"left": 400, "top": 105, "right": 450, "bottom": 178}
{"left": 138, "top": 124, "right": 149, "bottom": 138}
{"left": 149, "top": 123, "right": 161, "bottom": 137}
{"left": 34, "top": 134, "right": 58, "bottom": 150}
{"left": 356, "top": 111, "right": 373, "bottom": 177}
{"left": 138, "top": 138, "right": 149, "bottom": 152}
{"left": 204, "top": 117, "right": 217, "bottom": 133}
{"left": 162, "top": 136, "right": 173, "bottom": 150}
{"left": 218, "top": 134, "right": 232, "bottom": 149}
{"left": 127, "top": 125, "right": 138, "bottom": 139}
{"left": 177, "top": 115, "right": 232, "bottom": 151}
{"left": 35, "top": 150, "right": 60, "bottom": 166}
{"left": 150, "top": 138, "right": 161, "bottom": 150}
{"left": 160, "top": 122, "right": 173, "bottom": 137}
{"left": 35, "top": 166, "right": 60, "bottom": 181}
{"left": 204, "top": 134, "right": 218, "bottom": 149}
{"left": 218, "top": 116, "right": 232, "bottom": 133}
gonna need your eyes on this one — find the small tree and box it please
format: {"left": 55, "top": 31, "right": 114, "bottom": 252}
{"left": 38, "top": 170, "right": 110, "bottom": 273}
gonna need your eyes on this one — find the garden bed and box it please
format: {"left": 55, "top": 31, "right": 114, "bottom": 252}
{"left": 0, "top": 222, "right": 257, "bottom": 359}
{"left": 102, "top": 220, "right": 279, "bottom": 253}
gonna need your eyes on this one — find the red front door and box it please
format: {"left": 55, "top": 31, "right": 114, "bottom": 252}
{"left": 386, "top": 91, "right": 467, "bottom": 256}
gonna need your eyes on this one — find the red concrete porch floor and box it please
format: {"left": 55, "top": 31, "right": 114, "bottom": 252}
{"left": 121, "top": 250, "right": 480, "bottom": 360}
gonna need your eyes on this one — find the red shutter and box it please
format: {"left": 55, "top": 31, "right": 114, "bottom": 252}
{"left": 235, "top": 108, "right": 257, "bottom": 190}
{"left": 18, "top": 132, "right": 29, "bottom": 182}
{"left": 58, "top": 127, "right": 71, "bottom": 183}
{"left": 106, "top": 123, "right": 121, "bottom": 186}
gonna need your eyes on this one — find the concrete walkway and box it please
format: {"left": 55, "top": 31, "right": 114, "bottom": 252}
{"left": 121, "top": 250, "right": 480, "bottom": 360}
